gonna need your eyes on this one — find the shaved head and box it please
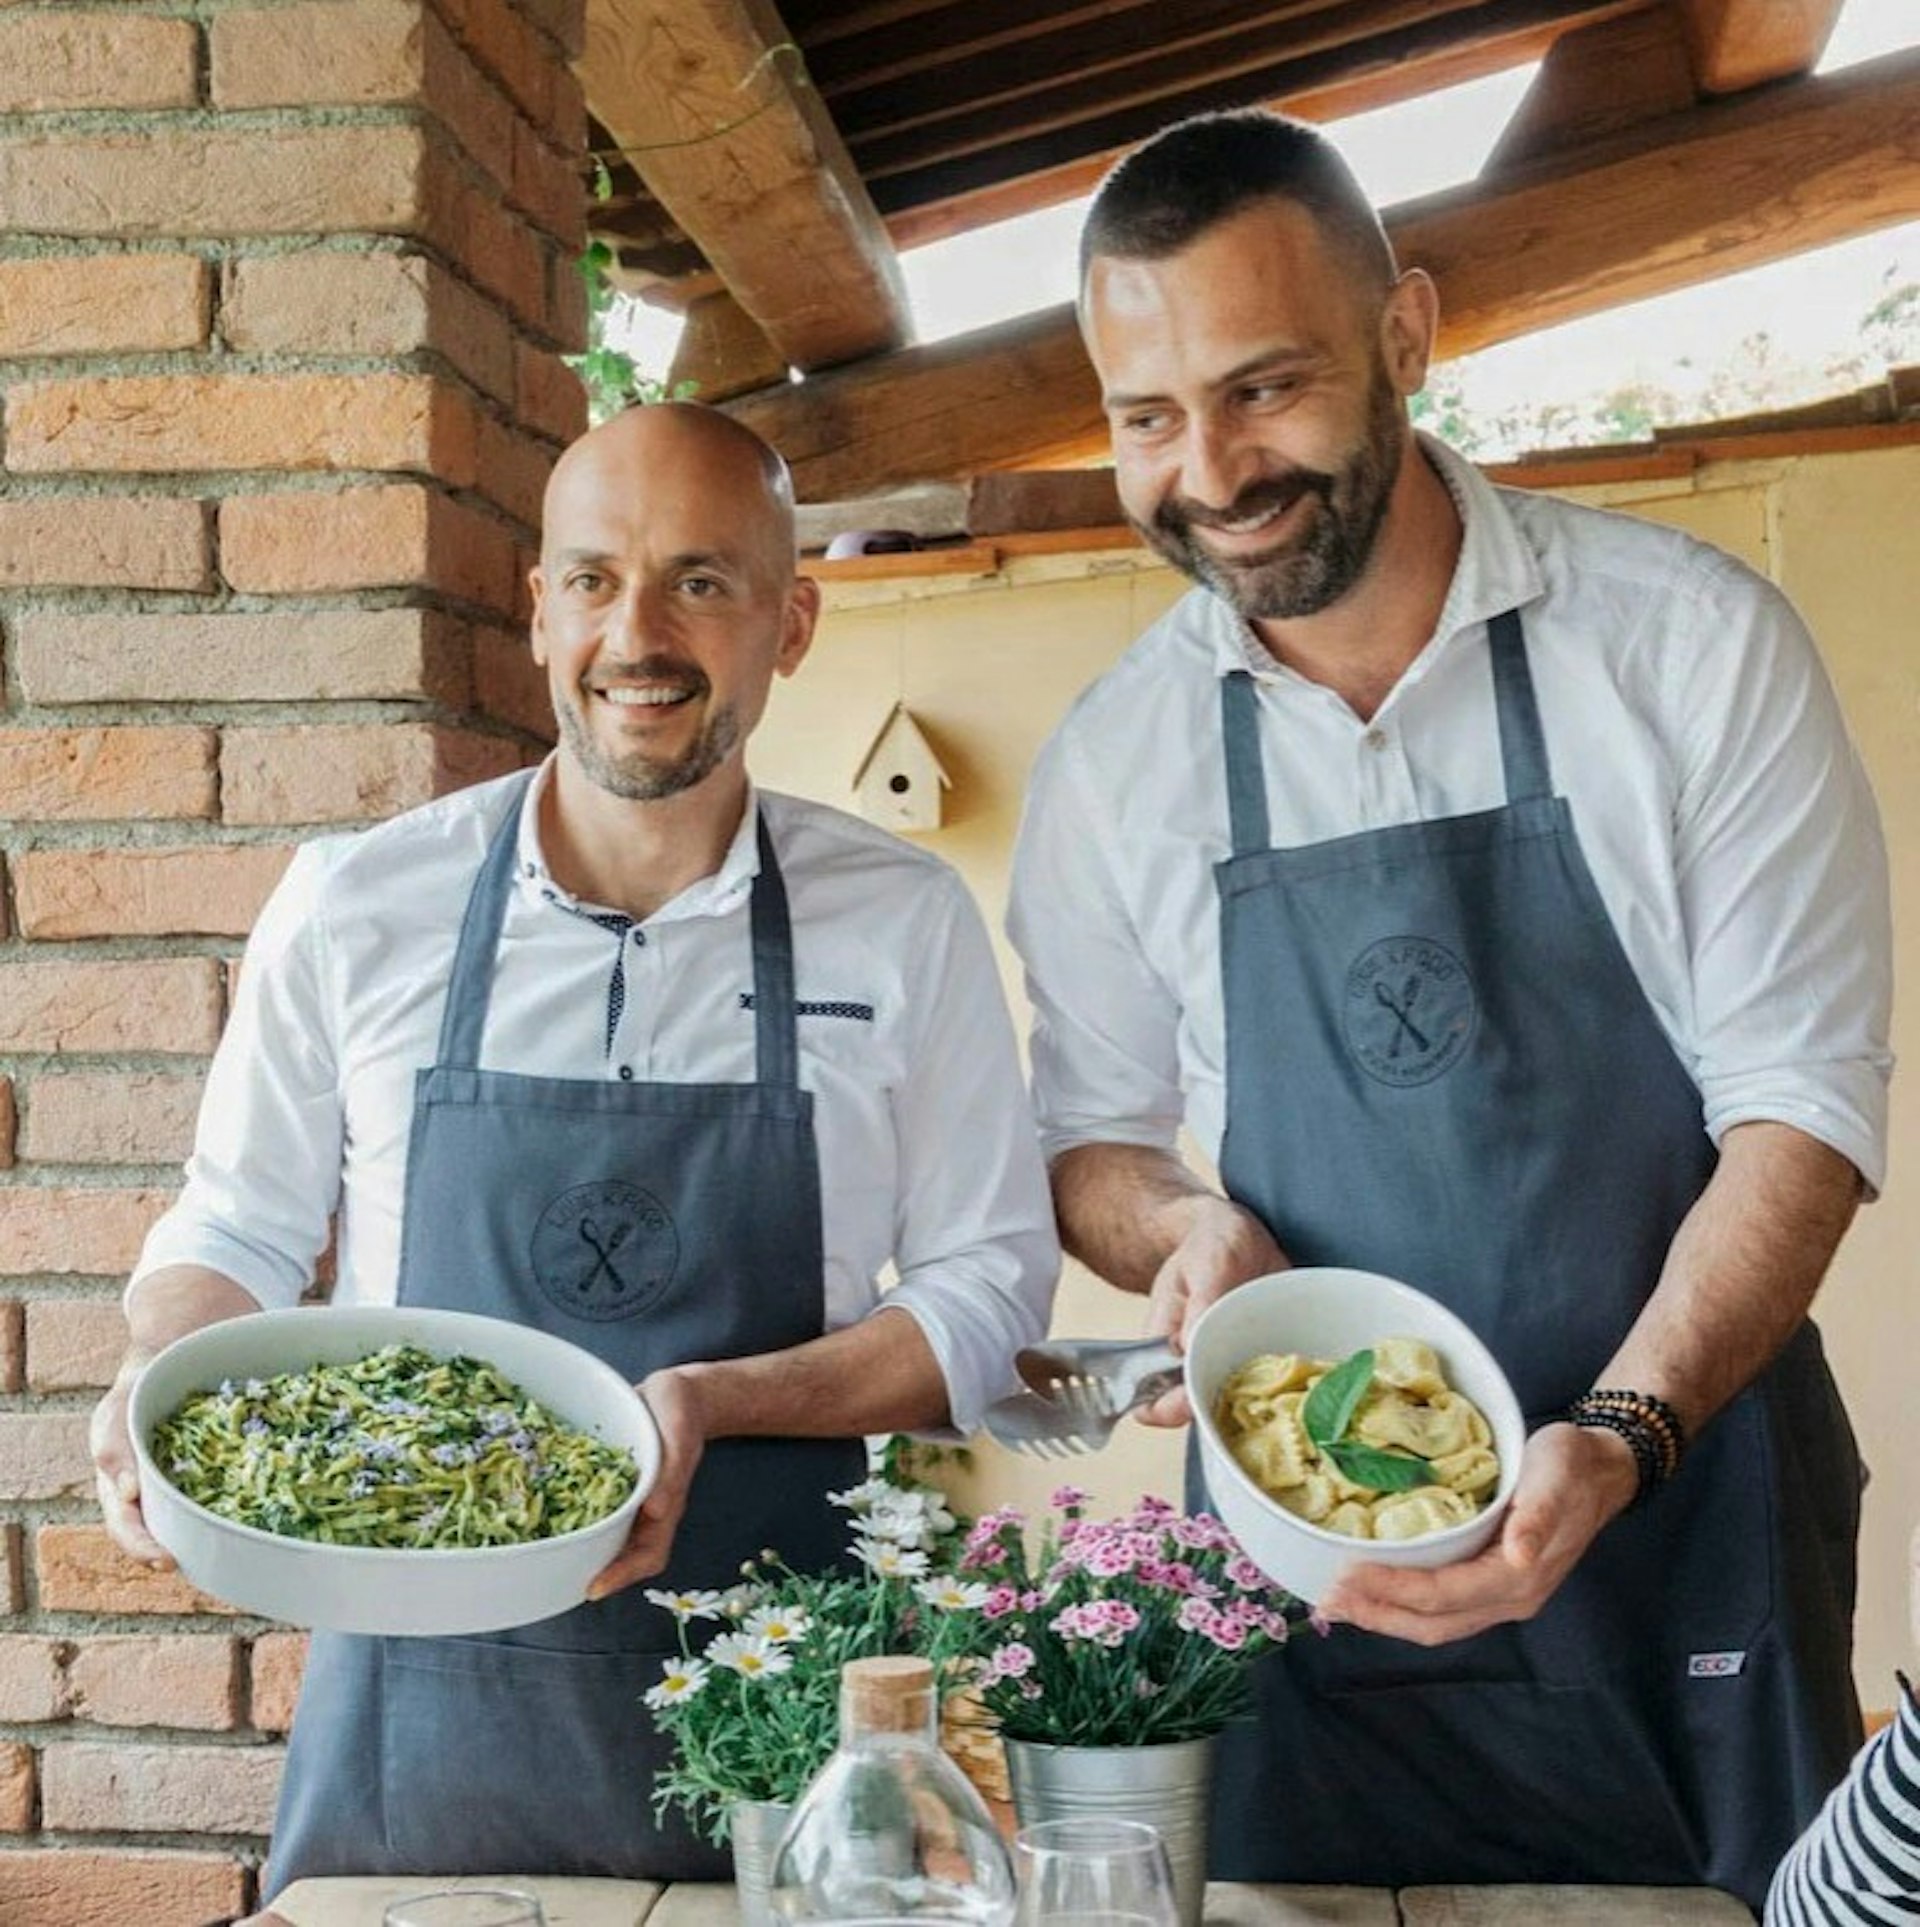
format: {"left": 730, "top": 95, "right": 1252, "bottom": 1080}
{"left": 541, "top": 402, "right": 798, "bottom": 578}
{"left": 529, "top": 401, "right": 818, "bottom": 811}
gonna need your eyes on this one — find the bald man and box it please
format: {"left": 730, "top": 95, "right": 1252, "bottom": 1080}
{"left": 93, "top": 404, "right": 1058, "bottom": 1895}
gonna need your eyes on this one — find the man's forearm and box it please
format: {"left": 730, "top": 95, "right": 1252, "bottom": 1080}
{"left": 1599, "top": 1120, "right": 1863, "bottom": 1435}
{"left": 123, "top": 1265, "right": 264, "bottom": 1361}
{"left": 664, "top": 1304, "right": 952, "bottom": 1441}
{"left": 1049, "top": 1141, "right": 1232, "bottom": 1292}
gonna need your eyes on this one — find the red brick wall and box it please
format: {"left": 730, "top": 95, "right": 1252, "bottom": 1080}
{"left": 0, "top": 0, "right": 579, "bottom": 1914}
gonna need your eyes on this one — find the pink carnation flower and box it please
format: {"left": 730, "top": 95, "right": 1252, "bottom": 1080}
{"left": 986, "top": 1641, "right": 1037, "bottom": 1681}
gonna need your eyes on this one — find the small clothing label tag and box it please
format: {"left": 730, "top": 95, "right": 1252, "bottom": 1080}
{"left": 1688, "top": 1651, "right": 1747, "bottom": 1679}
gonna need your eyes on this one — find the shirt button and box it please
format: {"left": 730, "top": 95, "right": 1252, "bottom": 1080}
{"left": 618, "top": 1065, "right": 634, "bottom": 1081}
{"left": 1364, "top": 727, "right": 1389, "bottom": 752}
{"left": 632, "top": 929, "right": 645, "bottom": 946}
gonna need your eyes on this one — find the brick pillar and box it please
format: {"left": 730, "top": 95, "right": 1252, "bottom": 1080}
{"left": 0, "top": 0, "right": 583, "bottom": 1911}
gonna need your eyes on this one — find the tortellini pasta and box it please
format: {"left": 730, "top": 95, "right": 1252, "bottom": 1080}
{"left": 1215, "top": 1337, "right": 1500, "bottom": 1541}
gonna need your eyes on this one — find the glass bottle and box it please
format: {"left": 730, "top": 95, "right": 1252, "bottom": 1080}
{"left": 768, "top": 1655, "right": 1016, "bottom": 1924}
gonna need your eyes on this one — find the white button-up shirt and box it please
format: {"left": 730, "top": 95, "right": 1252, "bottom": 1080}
{"left": 1009, "top": 436, "right": 1892, "bottom": 1191}
{"left": 135, "top": 763, "right": 1061, "bottom": 1433}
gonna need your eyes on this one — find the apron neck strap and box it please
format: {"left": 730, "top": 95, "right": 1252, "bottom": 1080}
{"left": 1220, "top": 670, "right": 1271, "bottom": 857}
{"left": 748, "top": 812, "right": 801, "bottom": 1091}
{"left": 435, "top": 777, "right": 803, "bottom": 1089}
{"left": 1488, "top": 607, "right": 1552, "bottom": 803}
{"left": 437, "top": 771, "right": 537, "bottom": 1068}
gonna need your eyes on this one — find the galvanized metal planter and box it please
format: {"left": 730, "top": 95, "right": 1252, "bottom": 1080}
{"left": 1004, "top": 1733, "right": 1214, "bottom": 1927}
{"left": 728, "top": 1798, "right": 794, "bottom": 1927}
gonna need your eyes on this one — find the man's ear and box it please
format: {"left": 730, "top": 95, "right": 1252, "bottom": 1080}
{"left": 1380, "top": 269, "right": 1439, "bottom": 399}
{"left": 777, "top": 574, "right": 821, "bottom": 679}
{"left": 528, "top": 565, "right": 550, "bottom": 665}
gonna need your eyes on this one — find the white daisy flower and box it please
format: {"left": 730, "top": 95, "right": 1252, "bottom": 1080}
{"left": 861, "top": 1504, "right": 927, "bottom": 1548}
{"left": 855, "top": 1537, "right": 930, "bottom": 1579}
{"left": 828, "top": 1477, "right": 892, "bottom": 1512}
{"left": 717, "top": 1582, "right": 763, "bottom": 1620}
{"left": 642, "top": 1657, "right": 710, "bottom": 1709}
{"left": 707, "top": 1632, "right": 793, "bottom": 1679}
{"left": 643, "top": 1587, "right": 727, "bottom": 1622}
{"left": 744, "top": 1603, "right": 812, "bottom": 1644}
{"left": 914, "top": 1576, "right": 992, "bottom": 1611}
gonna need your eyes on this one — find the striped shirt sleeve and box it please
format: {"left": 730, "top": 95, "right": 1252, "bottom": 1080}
{"left": 1765, "top": 1677, "right": 1920, "bottom": 1924}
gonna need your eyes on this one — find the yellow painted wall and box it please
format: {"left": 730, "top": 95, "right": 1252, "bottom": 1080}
{"left": 753, "top": 441, "right": 1920, "bottom": 1701}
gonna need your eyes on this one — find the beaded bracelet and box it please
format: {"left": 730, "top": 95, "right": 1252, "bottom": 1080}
{"left": 1578, "top": 1388, "right": 1686, "bottom": 1481}
{"left": 1559, "top": 1388, "right": 1688, "bottom": 1508}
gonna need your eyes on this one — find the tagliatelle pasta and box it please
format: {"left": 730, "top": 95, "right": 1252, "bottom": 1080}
{"left": 1216, "top": 1337, "right": 1500, "bottom": 1541}
{"left": 150, "top": 1343, "right": 637, "bottom": 1550}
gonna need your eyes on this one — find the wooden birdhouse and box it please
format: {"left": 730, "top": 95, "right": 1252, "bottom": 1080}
{"left": 852, "top": 703, "right": 951, "bottom": 833}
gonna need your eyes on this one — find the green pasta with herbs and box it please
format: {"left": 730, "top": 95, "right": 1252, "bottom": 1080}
{"left": 151, "top": 1344, "right": 638, "bottom": 1550}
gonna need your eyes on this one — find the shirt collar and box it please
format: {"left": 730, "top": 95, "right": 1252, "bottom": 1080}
{"left": 1195, "top": 431, "right": 1546, "bottom": 696}
{"left": 512, "top": 754, "right": 763, "bottom": 925}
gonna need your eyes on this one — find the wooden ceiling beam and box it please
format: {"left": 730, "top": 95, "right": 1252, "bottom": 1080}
{"left": 1678, "top": 0, "right": 1843, "bottom": 94}
{"left": 1486, "top": 5, "right": 1697, "bottom": 169}
{"left": 879, "top": 11, "right": 1605, "bottom": 248}
{"left": 668, "top": 289, "right": 791, "bottom": 401}
{"left": 588, "top": 1, "right": 1634, "bottom": 307}
{"left": 723, "top": 49, "right": 1920, "bottom": 499}
{"left": 849, "top": 0, "right": 1594, "bottom": 174}
{"left": 854, "top": 0, "right": 1633, "bottom": 209}
{"left": 810, "top": 0, "right": 1333, "bottom": 97}
{"left": 578, "top": 0, "right": 912, "bottom": 371}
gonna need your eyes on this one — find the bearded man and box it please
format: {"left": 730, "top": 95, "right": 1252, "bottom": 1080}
{"left": 1008, "top": 109, "right": 1891, "bottom": 1907}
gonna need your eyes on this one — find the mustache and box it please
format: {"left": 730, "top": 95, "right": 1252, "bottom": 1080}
{"left": 1154, "top": 470, "right": 1334, "bottom": 538}
{"left": 584, "top": 655, "right": 711, "bottom": 696}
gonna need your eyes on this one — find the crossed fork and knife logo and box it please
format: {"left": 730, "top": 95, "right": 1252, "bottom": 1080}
{"left": 576, "top": 1215, "right": 632, "bottom": 1295}
{"left": 1373, "top": 972, "right": 1431, "bottom": 1059}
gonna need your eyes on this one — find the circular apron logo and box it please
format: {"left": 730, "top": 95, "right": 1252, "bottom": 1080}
{"left": 530, "top": 1181, "right": 678, "bottom": 1321}
{"left": 1343, "top": 936, "right": 1477, "bottom": 1087}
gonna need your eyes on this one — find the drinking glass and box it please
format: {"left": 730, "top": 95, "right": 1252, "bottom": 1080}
{"left": 381, "top": 1891, "right": 547, "bottom": 1927}
{"left": 1013, "top": 1817, "right": 1179, "bottom": 1926}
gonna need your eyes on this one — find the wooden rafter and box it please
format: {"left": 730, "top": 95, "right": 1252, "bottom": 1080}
{"left": 1678, "top": 0, "right": 1844, "bottom": 94}
{"left": 724, "top": 49, "right": 1920, "bottom": 499}
{"left": 851, "top": 0, "right": 1630, "bottom": 212}
{"left": 589, "top": 0, "right": 1638, "bottom": 300}
{"left": 578, "top": 0, "right": 912, "bottom": 370}
{"left": 1487, "top": 6, "right": 1697, "bottom": 168}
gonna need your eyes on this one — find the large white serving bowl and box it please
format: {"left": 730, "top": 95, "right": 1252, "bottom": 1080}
{"left": 1186, "top": 1267, "right": 1526, "bottom": 1605}
{"left": 130, "top": 1305, "right": 660, "bottom": 1637}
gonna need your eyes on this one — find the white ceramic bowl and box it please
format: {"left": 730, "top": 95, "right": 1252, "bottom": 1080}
{"left": 130, "top": 1305, "right": 660, "bottom": 1636}
{"left": 1186, "top": 1267, "right": 1525, "bottom": 1604}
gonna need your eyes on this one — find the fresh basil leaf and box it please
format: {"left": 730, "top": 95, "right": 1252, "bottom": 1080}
{"left": 1322, "top": 1439, "right": 1433, "bottom": 1493}
{"left": 1303, "top": 1347, "right": 1376, "bottom": 1450}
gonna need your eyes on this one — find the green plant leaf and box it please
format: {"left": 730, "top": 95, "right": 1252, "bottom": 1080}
{"left": 1303, "top": 1347, "right": 1375, "bottom": 1450}
{"left": 1322, "top": 1439, "right": 1433, "bottom": 1493}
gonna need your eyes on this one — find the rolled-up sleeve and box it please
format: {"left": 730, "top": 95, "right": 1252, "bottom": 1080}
{"left": 130, "top": 841, "right": 345, "bottom": 1309}
{"left": 878, "top": 873, "right": 1060, "bottom": 1436}
{"left": 1009, "top": 725, "right": 1189, "bottom": 1165}
{"left": 1667, "top": 554, "right": 1893, "bottom": 1192}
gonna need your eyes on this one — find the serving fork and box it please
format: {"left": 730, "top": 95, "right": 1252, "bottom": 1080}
{"left": 981, "top": 1335, "right": 1184, "bottom": 1457}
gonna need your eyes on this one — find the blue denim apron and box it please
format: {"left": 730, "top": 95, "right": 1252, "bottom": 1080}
{"left": 267, "top": 774, "right": 864, "bottom": 1891}
{"left": 1199, "top": 612, "right": 1862, "bottom": 1909}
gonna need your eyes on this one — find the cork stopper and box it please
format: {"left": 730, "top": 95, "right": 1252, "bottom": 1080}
{"left": 841, "top": 1655, "right": 936, "bottom": 1737}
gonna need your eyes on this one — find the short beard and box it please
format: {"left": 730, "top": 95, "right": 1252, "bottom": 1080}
{"left": 555, "top": 667, "right": 742, "bottom": 803}
{"left": 1137, "top": 370, "right": 1405, "bottom": 622}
